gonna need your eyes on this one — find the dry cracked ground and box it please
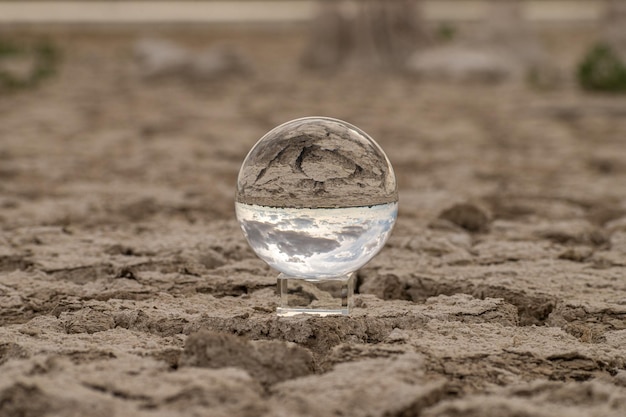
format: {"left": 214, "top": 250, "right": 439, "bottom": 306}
{"left": 1, "top": 27, "right": 626, "bottom": 417}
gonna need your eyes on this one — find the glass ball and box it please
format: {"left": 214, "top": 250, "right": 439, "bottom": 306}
{"left": 235, "top": 117, "right": 398, "bottom": 279}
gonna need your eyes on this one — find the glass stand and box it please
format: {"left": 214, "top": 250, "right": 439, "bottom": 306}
{"left": 277, "top": 273, "right": 355, "bottom": 316}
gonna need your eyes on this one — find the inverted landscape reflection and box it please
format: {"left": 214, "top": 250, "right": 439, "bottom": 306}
{"left": 235, "top": 202, "right": 398, "bottom": 278}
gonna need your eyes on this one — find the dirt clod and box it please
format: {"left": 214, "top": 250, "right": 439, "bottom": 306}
{"left": 438, "top": 203, "right": 490, "bottom": 233}
{"left": 181, "top": 330, "right": 315, "bottom": 385}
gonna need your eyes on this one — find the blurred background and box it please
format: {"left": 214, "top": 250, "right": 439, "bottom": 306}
{"left": 1, "top": 0, "right": 625, "bottom": 229}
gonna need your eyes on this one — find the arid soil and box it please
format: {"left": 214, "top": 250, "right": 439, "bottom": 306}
{"left": 1, "top": 26, "right": 626, "bottom": 417}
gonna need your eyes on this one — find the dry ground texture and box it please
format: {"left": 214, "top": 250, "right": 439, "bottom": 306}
{"left": 1, "top": 25, "right": 626, "bottom": 417}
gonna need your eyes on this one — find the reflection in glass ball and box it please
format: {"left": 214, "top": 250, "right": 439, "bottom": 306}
{"left": 235, "top": 117, "right": 398, "bottom": 279}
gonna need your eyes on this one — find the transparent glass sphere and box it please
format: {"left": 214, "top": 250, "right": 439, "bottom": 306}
{"left": 235, "top": 117, "right": 398, "bottom": 279}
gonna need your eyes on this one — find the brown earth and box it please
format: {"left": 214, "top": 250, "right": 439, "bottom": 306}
{"left": 1, "top": 25, "right": 626, "bottom": 417}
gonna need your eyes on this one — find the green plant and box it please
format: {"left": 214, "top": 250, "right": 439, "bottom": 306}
{"left": 578, "top": 42, "right": 626, "bottom": 92}
{"left": 0, "top": 38, "right": 60, "bottom": 91}
{"left": 436, "top": 23, "right": 457, "bottom": 43}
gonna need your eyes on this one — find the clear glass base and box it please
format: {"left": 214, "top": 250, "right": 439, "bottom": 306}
{"left": 277, "top": 273, "right": 355, "bottom": 316}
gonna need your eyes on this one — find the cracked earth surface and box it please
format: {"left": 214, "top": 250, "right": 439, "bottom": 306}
{"left": 1, "top": 27, "right": 626, "bottom": 416}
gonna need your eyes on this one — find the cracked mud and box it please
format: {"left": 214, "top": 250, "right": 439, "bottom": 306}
{"left": 236, "top": 117, "right": 398, "bottom": 208}
{"left": 1, "top": 28, "right": 626, "bottom": 417}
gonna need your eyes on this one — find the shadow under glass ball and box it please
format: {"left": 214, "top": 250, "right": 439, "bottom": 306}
{"left": 235, "top": 117, "right": 398, "bottom": 279}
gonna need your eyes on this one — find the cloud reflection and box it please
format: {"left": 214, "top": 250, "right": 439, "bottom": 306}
{"left": 236, "top": 202, "right": 398, "bottom": 278}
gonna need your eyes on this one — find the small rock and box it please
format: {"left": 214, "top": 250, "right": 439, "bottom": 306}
{"left": 438, "top": 203, "right": 490, "bottom": 233}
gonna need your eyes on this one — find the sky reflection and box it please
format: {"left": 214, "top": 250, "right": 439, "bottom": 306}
{"left": 236, "top": 202, "right": 398, "bottom": 278}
